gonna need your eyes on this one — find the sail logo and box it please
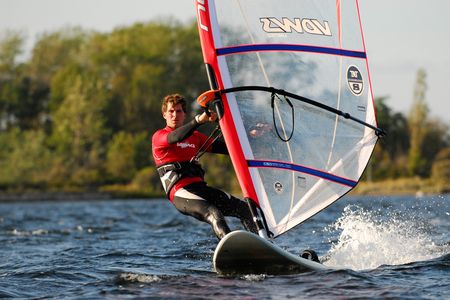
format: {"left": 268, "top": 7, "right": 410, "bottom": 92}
{"left": 347, "top": 65, "right": 364, "bottom": 96}
{"left": 274, "top": 181, "right": 284, "bottom": 194}
{"left": 260, "top": 17, "right": 332, "bottom": 36}
{"left": 196, "top": 0, "right": 208, "bottom": 32}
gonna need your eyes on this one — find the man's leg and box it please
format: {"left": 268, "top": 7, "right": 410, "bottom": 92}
{"left": 221, "top": 194, "right": 258, "bottom": 234}
{"left": 182, "top": 182, "right": 258, "bottom": 234}
{"left": 172, "top": 187, "right": 230, "bottom": 240}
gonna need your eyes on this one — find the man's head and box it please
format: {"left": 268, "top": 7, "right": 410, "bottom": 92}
{"left": 162, "top": 94, "right": 187, "bottom": 129}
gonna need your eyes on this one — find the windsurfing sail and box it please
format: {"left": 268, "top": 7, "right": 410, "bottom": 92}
{"left": 195, "top": 0, "right": 382, "bottom": 238}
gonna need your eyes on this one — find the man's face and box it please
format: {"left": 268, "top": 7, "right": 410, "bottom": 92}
{"left": 163, "top": 102, "right": 185, "bottom": 129}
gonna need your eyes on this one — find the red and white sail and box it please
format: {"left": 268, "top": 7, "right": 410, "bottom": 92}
{"left": 195, "top": 0, "right": 379, "bottom": 237}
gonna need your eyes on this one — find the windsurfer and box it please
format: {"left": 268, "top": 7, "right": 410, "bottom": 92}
{"left": 152, "top": 94, "right": 257, "bottom": 240}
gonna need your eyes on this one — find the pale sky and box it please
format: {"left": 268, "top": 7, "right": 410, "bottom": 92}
{"left": 1, "top": 0, "right": 449, "bottom": 124}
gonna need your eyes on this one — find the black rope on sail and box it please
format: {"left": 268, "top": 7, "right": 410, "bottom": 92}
{"left": 190, "top": 125, "right": 222, "bottom": 163}
{"left": 271, "top": 92, "right": 294, "bottom": 142}
{"left": 219, "top": 85, "right": 387, "bottom": 137}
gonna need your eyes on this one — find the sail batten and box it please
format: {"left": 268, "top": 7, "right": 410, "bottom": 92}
{"left": 217, "top": 44, "right": 366, "bottom": 58}
{"left": 247, "top": 160, "right": 358, "bottom": 187}
{"left": 195, "top": 0, "right": 379, "bottom": 238}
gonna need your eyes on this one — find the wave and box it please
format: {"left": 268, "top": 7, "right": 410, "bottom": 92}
{"left": 322, "top": 205, "right": 450, "bottom": 271}
{"left": 115, "top": 272, "right": 164, "bottom": 284}
{"left": 7, "top": 226, "right": 95, "bottom": 237}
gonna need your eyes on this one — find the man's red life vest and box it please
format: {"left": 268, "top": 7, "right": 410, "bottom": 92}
{"left": 152, "top": 126, "right": 211, "bottom": 201}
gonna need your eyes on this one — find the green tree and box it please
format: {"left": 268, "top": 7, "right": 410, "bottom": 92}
{"left": 1, "top": 29, "right": 89, "bottom": 131}
{"left": 105, "top": 131, "right": 151, "bottom": 182}
{"left": 375, "top": 96, "right": 409, "bottom": 160}
{"left": 50, "top": 74, "right": 110, "bottom": 186}
{"left": 421, "top": 118, "right": 450, "bottom": 176}
{"left": 0, "top": 31, "right": 26, "bottom": 130}
{"left": 0, "top": 128, "right": 52, "bottom": 187}
{"left": 431, "top": 147, "right": 450, "bottom": 183}
{"left": 407, "top": 68, "right": 429, "bottom": 177}
{"left": 0, "top": 30, "right": 23, "bottom": 72}
{"left": 28, "top": 27, "right": 89, "bottom": 82}
{"left": 131, "top": 166, "right": 164, "bottom": 196}
{"left": 106, "top": 131, "right": 137, "bottom": 181}
{"left": 366, "top": 97, "right": 410, "bottom": 180}
{"left": 86, "top": 22, "right": 175, "bottom": 133}
{"left": 85, "top": 21, "right": 208, "bottom": 135}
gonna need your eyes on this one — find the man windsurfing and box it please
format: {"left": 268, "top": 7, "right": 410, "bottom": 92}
{"left": 152, "top": 93, "right": 257, "bottom": 240}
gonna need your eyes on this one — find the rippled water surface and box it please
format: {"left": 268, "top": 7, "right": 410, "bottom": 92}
{"left": 0, "top": 195, "right": 449, "bottom": 299}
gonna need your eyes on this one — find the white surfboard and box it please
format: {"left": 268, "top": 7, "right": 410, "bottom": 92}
{"left": 214, "top": 231, "right": 329, "bottom": 275}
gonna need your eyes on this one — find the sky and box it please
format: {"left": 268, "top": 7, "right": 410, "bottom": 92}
{"left": 0, "top": 0, "right": 449, "bottom": 124}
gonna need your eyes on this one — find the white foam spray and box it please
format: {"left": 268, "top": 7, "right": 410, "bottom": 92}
{"left": 117, "top": 272, "right": 162, "bottom": 283}
{"left": 323, "top": 205, "right": 448, "bottom": 271}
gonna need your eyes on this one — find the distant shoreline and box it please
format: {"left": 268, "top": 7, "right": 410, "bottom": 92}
{"left": 1, "top": 178, "right": 448, "bottom": 202}
{"left": 0, "top": 190, "right": 162, "bottom": 202}
{"left": 0, "top": 191, "right": 115, "bottom": 202}
{"left": 351, "top": 177, "right": 449, "bottom": 196}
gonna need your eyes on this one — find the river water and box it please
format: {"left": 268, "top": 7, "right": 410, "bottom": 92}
{"left": 0, "top": 194, "right": 449, "bottom": 299}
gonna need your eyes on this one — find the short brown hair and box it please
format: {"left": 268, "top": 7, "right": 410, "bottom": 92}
{"left": 161, "top": 94, "right": 187, "bottom": 114}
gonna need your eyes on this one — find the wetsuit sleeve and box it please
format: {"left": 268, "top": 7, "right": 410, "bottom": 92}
{"left": 167, "top": 119, "right": 200, "bottom": 144}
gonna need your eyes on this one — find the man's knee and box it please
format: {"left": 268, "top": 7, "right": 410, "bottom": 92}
{"left": 204, "top": 206, "right": 224, "bottom": 224}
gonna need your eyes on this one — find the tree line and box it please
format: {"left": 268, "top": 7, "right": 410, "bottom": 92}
{"left": 0, "top": 20, "right": 449, "bottom": 197}
{"left": 370, "top": 68, "right": 450, "bottom": 186}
